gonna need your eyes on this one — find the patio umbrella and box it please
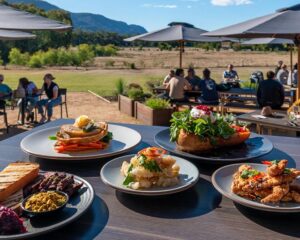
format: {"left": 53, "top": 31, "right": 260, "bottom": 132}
{"left": 242, "top": 38, "right": 295, "bottom": 73}
{"left": 125, "top": 22, "right": 237, "bottom": 68}
{"left": 0, "top": 29, "right": 36, "bottom": 40}
{"left": 202, "top": 4, "right": 300, "bottom": 98}
{"left": 0, "top": 4, "right": 72, "bottom": 31}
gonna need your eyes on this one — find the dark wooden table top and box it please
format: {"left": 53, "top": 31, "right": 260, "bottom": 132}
{"left": 1, "top": 119, "right": 300, "bottom": 240}
{"left": 237, "top": 110, "right": 300, "bottom": 132}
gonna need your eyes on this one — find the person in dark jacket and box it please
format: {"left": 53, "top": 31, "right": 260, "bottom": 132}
{"left": 197, "top": 68, "right": 219, "bottom": 105}
{"left": 257, "top": 71, "right": 285, "bottom": 109}
{"left": 37, "top": 73, "right": 61, "bottom": 123}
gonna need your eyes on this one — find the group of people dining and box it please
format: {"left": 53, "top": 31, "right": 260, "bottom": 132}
{"left": 0, "top": 73, "right": 61, "bottom": 123}
{"left": 160, "top": 61, "right": 297, "bottom": 110}
{"left": 160, "top": 64, "right": 242, "bottom": 105}
{"left": 161, "top": 67, "right": 220, "bottom": 105}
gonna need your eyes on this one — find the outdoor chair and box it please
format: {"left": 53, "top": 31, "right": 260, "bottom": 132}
{"left": 58, "top": 88, "right": 69, "bottom": 118}
{"left": 0, "top": 100, "right": 9, "bottom": 133}
{"left": 33, "top": 88, "right": 68, "bottom": 122}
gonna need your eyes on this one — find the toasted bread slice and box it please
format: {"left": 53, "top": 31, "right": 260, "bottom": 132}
{"left": 0, "top": 162, "right": 39, "bottom": 202}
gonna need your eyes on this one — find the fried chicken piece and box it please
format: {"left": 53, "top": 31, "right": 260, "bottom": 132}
{"left": 282, "top": 191, "right": 300, "bottom": 203}
{"left": 267, "top": 160, "right": 288, "bottom": 177}
{"left": 261, "top": 184, "right": 289, "bottom": 203}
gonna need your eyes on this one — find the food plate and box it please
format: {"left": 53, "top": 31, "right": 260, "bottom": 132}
{"left": 212, "top": 163, "right": 300, "bottom": 213}
{"left": 21, "top": 124, "right": 141, "bottom": 160}
{"left": 155, "top": 129, "right": 273, "bottom": 163}
{"left": 0, "top": 175, "right": 94, "bottom": 240}
{"left": 100, "top": 154, "right": 200, "bottom": 196}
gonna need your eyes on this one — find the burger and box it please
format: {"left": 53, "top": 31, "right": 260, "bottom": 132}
{"left": 54, "top": 116, "right": 112, "bottom": 153}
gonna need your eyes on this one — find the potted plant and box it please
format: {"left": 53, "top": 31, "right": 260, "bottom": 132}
{"left": 135, "top": 98, "right": 173, "bottom": 126}
{"left": 118, "top": 82, "right": 151, "bottom": 117}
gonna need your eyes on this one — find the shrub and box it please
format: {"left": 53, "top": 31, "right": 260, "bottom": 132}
{"left": 77, "top": 44, "right": 95, "bottom": 63}
{"left": 115, "top": 78, "right": 125, "bottom": 95}
{"left": 9, "top": 48, "right": 29, "bottom": 65}
{"left": 28, "top": 53, "right": 43, "bottom": 68}
{"left": 145, "top": 98, "right": 170, "bottom": 110}
{"left": 127, "top": 88, "right": 145, "bottom": 101}
{"left": 57, "top": 48, "right": 72, "bottom": 66}
{"left": 129, "top": 63, "right": 136, "bottom": 69}
{"left": 41, "top": 48, "right": 58, "bottom": 66}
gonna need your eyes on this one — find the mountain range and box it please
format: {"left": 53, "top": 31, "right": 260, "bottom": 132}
{"left": 6, "top": 0, "right": 147, "bottom": 35}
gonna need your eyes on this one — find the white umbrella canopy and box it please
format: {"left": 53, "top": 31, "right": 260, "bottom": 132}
{"left": 0, "top": 4, "right": 72, "bottom": 31}
{"left": 0, "top": 29, "right": 36, "bottom": 40}
{"left": 125, "top": 22, "right": 237, "bottom": 67}
{"left": 203, "top": 4, "right": 300, "bottom": 98}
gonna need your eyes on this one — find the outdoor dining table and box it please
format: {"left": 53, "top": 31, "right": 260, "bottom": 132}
{"left": 236, "top": 110, "right": 300, "bottom": 135}
{"left": 1, "top": 119, "right": 300, "bottom": 240}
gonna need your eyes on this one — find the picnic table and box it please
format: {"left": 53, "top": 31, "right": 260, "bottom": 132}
{"left": 236, "top": 110, "right": 300, "bottom": 135}
{"left": 1, "top": 119, "right": 300, "bottom": 240}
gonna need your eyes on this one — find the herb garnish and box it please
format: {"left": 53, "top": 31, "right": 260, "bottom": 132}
{"left": 241, "top": 169, "right": 260, "bottom": 179}
{"left": 102, "top": 132, "right": 113, "bottom": 143}
{"left": 170, "top": 110, "right": 235, "bottom": 144}
{"left": 122, "top": 164, "right": 134, "bottom": 186}
{"left": 138, "top": 155, "right": 162, "bottom": 172}
{"left": 123, "top": 175, "right": 135, "bottom": 186}
{"left": 48, "top": 136, "right": 57, "bottom": 140}
{"left": 284, "top": 168, "right": 292, "bottom": 174}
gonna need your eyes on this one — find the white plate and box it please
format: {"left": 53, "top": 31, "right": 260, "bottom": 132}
{"left": 100, "top": 154, "right": 200, "bottom": 196}
{"left": 21, "top": 124, "right": 141, "bottom": 160}
{"left": 212, "top": 163, "right": 300, "bottom": 213}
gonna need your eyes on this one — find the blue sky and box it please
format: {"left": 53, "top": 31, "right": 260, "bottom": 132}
{"left": 47, "top": 0, "right": 299, "bottom": 31}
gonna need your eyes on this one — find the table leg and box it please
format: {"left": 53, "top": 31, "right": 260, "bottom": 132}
{"left": 267, "top": 128, "right": 272, "bottom": 135}
{"left": 21, "top": 97, "right": 26, "bottom": 125}
{"left": 256, "top": 124, "right": 262, "bottom": 134}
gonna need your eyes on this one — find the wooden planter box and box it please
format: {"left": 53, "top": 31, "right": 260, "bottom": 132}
{"left": 118, "top": 95, "right": 134, "bottom": 117}
{"left": 135, "top": 102, "right": 173, "bottom": 126}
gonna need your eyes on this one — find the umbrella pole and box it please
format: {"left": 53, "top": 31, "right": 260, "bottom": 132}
{"left": 290, "top": 45, "right": 293, "bottom": 75}
{"left": 298, "top": 44, "right": 300, "bottom": 99}
{"left": 179, "top": 41, "right": 183, "bottom": 68}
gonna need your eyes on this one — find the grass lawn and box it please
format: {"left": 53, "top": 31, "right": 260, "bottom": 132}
{"left": 1, "top": 67, "right": 268, "bottom": 96}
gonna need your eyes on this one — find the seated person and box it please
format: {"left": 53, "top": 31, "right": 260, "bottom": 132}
{"left": 292, "top": 63, "right": 298, "bottom": 87}
{"left": 17, "top": 77, "right": 38, "bottom": 122}
{"left": 0, "top": 74, "right": 12, "bottom": 98}
{"left": 275, "top": 60, "right": 283, "bottom": 75}
{"left": 37, "top": 73, "right": 62, "bottom": 123}
{"left": 163, "top": 70, "right": 175, "bottom": 87}
{"left": 276, "top": 64, "right": 289, "bottom": 85}
{"left": 197, "top": 68, "right": 219, "bottom": 105}
{"left": 257, "top": 71, "right": 285, "bottom": 110}
{"left": 185, "top": 68, "right": 201, "bottom": 90}
{"left": 223, "top": 64, "right": 240, "bottom": 88}
{"left": 166, "top": 68, "right": 191, "bottom": 101}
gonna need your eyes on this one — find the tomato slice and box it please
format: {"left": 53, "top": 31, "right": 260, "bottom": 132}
{"left": 138, "top": 147, "right": 167, "bottom": 157}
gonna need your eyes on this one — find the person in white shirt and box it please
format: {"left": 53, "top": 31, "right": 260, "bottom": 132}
{"left": 276, "top": 64, "right": 289, "bottom": 85}
{"left": 288, "top": 63, "right": 298, "bottom": 87}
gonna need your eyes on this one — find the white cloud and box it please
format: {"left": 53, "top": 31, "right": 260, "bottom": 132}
{"left": 211, "top": 0, "right": 252, "bottom": 6}
{"left": 142, "top": 4, "right": 177, "bottom": 9}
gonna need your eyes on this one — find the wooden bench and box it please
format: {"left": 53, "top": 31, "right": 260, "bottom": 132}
{"left": 170, "top": 100, "right": 221, "bottom": 113}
